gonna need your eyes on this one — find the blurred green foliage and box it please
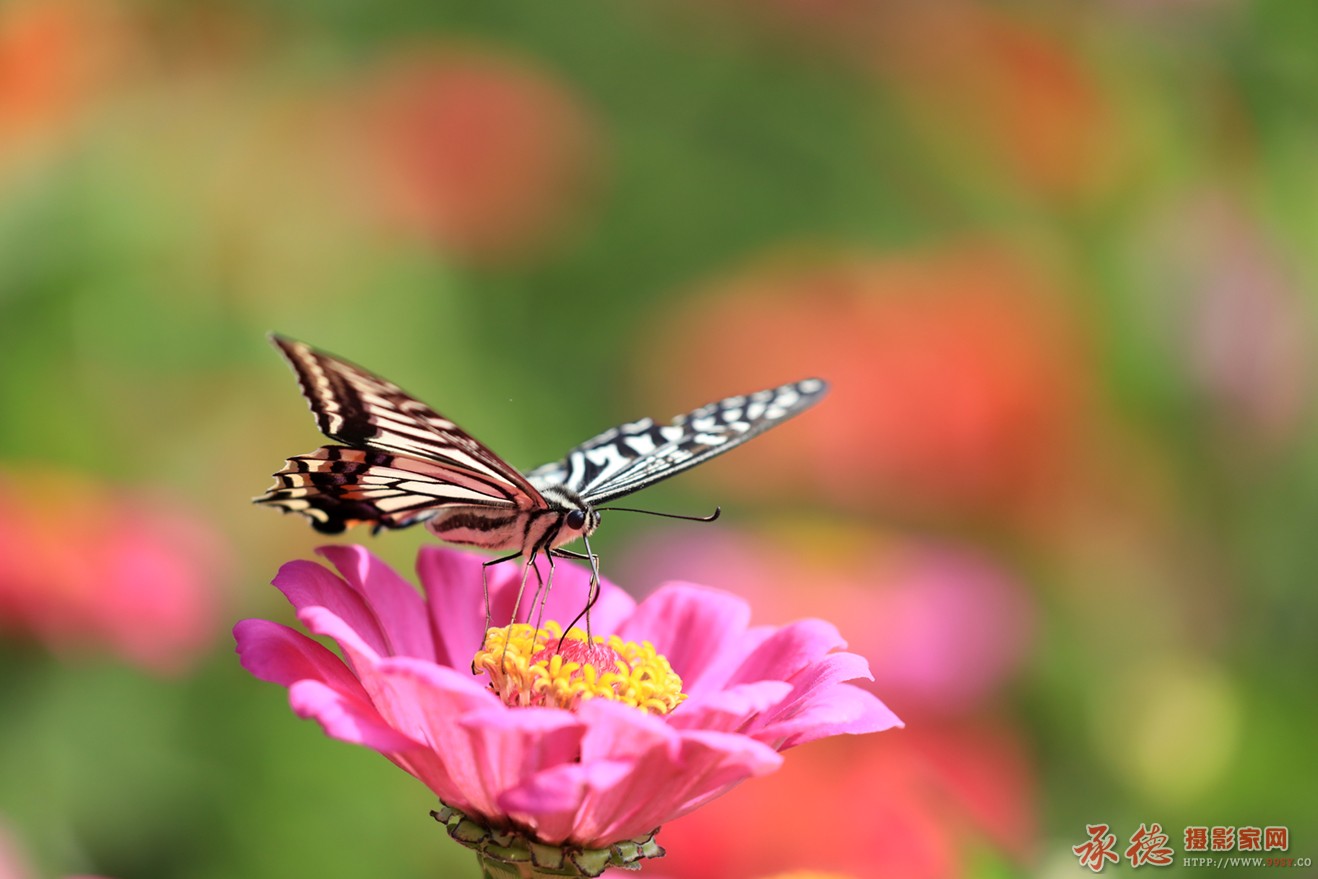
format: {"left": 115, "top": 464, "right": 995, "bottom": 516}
{"left": 1, "top": 1, "right": 1315, "bottom": 877}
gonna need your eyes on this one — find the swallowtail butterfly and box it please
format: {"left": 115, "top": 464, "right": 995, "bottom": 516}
{"left": 256, "top": 335, "right": 827, "bottom": 577}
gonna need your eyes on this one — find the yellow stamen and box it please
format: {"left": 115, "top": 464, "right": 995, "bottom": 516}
{"left": 473, "top": 621, "right": 686, "bottom": 715}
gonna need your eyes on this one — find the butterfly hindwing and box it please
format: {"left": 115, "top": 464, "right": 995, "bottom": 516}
{"left": 259, "top": 445, "right": 523, "bottom": 533}
{"left": 525, "top": 378, "right": 828, "bottom": 506}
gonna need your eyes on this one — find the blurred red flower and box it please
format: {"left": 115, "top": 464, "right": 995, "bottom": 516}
{"left": 620, "top": 525, "right": 1036, "bottom": 718}
{"left": 651, "top": 723, "right": 1037, "bottom": 879}
{"left": 0, "top": 467, "right": 226, "bottom": 674}
{"left": 358, "top": 47, "right": 603, "bottom": 263}
{"left": 0, "top": 0, "right": 131, "bottom": 157}
{"left": 679, "top": 1, "right": 1118, "bottom": 202}
{"left": 640, "top": 247, "right": 1091, "bottom": 521}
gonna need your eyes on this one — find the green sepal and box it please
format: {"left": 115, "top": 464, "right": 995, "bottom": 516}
{"left": 432, "top": 802, "right": 663, "bottom": 879}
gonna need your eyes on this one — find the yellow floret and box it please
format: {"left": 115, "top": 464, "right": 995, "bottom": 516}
{"left": 473, "top": 621, "right": 685, "bottom": 715}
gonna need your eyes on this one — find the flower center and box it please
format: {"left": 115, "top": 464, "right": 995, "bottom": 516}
{"left": 473, "top": 621, "right": 685, "bottom": 715}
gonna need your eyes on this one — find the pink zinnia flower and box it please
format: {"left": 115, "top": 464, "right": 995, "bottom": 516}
{"left": 235, "top": 545, "right": 898, "bottom": 873}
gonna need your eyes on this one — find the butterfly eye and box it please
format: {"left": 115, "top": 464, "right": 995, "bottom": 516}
{"left": 566, "top": 509, "right": 587, "bottom": 531}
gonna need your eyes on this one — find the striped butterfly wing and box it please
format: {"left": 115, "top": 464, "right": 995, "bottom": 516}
{"left": 257, "top": 336, "right": 547, "bottom": 533}
{"left": 261, "top": 446, "right": 509, "bottom": 534}
{"left": 525, "top": 378, "right": 828, "bottom": 506}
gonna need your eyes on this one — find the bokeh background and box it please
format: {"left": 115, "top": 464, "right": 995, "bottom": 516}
{"left": 1, "top": 1, "right": 1315, "bottom": 877}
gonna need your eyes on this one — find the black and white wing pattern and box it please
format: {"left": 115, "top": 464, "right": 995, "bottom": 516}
{"left": 525, "top": 378, "right": 828, "bottom": 506}
{"left": 256, "top": 336, "right": 547, "bottom": 534}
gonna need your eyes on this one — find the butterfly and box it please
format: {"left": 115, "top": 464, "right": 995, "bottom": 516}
{"left": 256, "top": 335, "right": 828, "bottom": 598}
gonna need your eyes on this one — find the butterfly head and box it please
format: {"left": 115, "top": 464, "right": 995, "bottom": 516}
{"left": 540, "top": 484, "right": 601, "bottom": 547}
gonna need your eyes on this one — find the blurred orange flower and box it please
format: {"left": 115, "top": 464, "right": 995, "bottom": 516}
{"left": 0, "top": 467, "right": 226, "bottom": 674}
{"left": 651, "top": 723, "right": 1037, "bottom": 879}
{"left": 871, "top": 3, "right": 1120, "bottom": 202}
{"left": 640, "top": 247, "right": 1091, "bottom": 521}
{"left": 680, "top": 1, "right": 1118, "bottom": 202}
{"left": 0, "top": 0, "right": 131, "bottom": 158}
{"left": 358, "top": 47, "right": 603, "bottom": 263}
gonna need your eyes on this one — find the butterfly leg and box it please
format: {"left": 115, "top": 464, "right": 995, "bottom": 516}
{"left": 481, "top": 551, "right": 523, "bottom": 633}
{"left": 532, "top": 551, "right": 555, "bottom": 639}
{"left": 495, "top": 554, "right": 544, "bottom": 668}
{"left": 555, "top": 536, "right": 602, "bottom": 640}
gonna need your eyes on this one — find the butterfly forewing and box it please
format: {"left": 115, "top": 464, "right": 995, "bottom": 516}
{"left": 525, "top": 378, "right": 828, "bottom": 506}
{"left": 257, "top": 337, "right": 552, "bottom": 539}
{"left": 270, "top": 335, "right": 544, "bottom": 504}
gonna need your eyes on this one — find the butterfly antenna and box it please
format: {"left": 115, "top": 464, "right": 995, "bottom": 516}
{"left": 596, "top": 505, "right": 722, "bottom": 523}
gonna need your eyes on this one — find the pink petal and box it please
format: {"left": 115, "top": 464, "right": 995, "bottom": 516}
{"left": 614, "top": 727, "right": 783, "bottom": 836}
{"left": 490, "top": 556, "right": 635, "bottom": 634}
{"left": 567, "top": 700, "right": 783, "bottom": 846}
{"left": 234, "top": 619, "right": 420, "bottom": 751}
{"left": 753, "top": 682, "right": 903, "bottom": 748}
{"left": 741, "top": 650, "right": 902, "bottom": 747}
{"left": 498, "top": 759, "right": 635, "bottom": 844}
{"left": 667, "top": 681, "right": 794, "bottom": 733}
{"left": 233, "top": 618, "right": 364, "bottom": 694}
{"left": 617, "top": 583, "right": 751, "bottom": 697}
{"left": 287, "top": 679, "right": 421, "bottom": 752}
{"left": 369, "top": 657, "right": 508, "bottom": 815}
{"left": 416, "top": 547, "right": 492, "bottom": 668}
{"left": 271, "top": 560, "right": 392, "bottom": 657}
{"left": 319, "top": 545, "right": 434, "bottom": 660}
{"left": 727, "top": 617, "right": 848, "bottom": 685}
{"left": 296, "top": 605, "right": 384, "bottom": 680}
{"left": 457, "top": 707, "right": 584, "bottom": 794}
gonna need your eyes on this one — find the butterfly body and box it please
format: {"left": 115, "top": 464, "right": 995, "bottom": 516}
{"left": 425, "top": 483, "right": 599, "bottom": 556}
{"left": 256, "top": 336, "right": 827, "bottom": 560}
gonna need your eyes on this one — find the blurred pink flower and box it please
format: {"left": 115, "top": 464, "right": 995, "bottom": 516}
{"left": 0, "top": 816, "right": 112, "bottom": 879}
{"left": 0, "top": 468, "right": 226, "bottom": 674}
{"left": 1151, "top": 193, "right": 1310, "bottom": 449}
{"left": 650, "top": 723, "right": 1037, "bottom": 879}
{"left": 358, "top": 47, "right": 603, "bottom": 263}
{"left": 640, "top": 248, "right": 1092, "bottom": 521}
{"left": 620, "top": 526, "right": 1035, "bottom": 717}
{"left": 234, "top": 545, "right": 899, "bottom": 850}
{"left": 0, "top": 822, "right": 34, "bottom": 879}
